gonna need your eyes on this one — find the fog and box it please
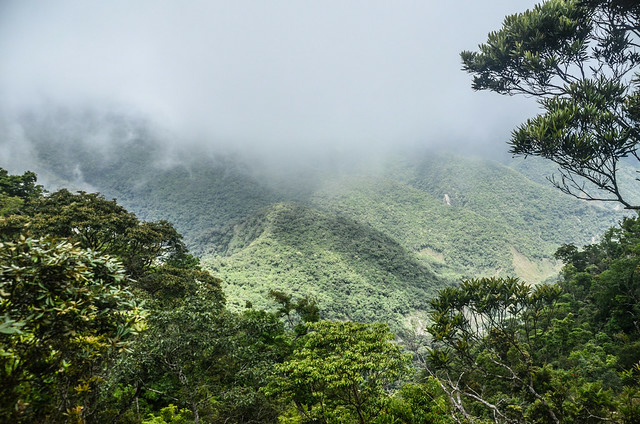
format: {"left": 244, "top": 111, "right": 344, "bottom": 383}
{"left": 0, "top": 0, "right": 540, "bottom": 168}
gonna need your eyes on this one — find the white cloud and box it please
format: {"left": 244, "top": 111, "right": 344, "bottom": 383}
{"left": 0, "top": 0, "right": 539, "bottom": 158}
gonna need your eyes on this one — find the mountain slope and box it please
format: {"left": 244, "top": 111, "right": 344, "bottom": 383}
{"left": 310, "top": 175, "right": 516, "bottom": 279}
{"left": 17, "top": 137, "right": 624, "bottom": 284}
{"left": 17, "top": 114, "right": 285, "bottom": 253}
{"left": 202, "top": 202, "right": 443, "bottom": 329}
{"left": 6, "top": 112, "right": 631, "bottom": 328}
{"left": 306, "top": 153, "right": 621, "bottom": 282}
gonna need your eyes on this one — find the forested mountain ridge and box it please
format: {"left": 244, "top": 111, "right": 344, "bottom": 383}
{"left": 27, "top": 129, "right": 285, "bottom": 250}
{"left": 309, "top": 158, "right": 616, "bottom": 282}
{"left": 7, "top": 115, "right": 627, "bottom": 324}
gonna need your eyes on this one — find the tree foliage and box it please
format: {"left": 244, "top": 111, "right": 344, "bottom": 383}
{"left": 0, "top": 168, "right": 45, "bottom": 237}
{"left": 0, "top": 236, "right": 144, "bottom": 423}
{"left": 0, "top": 168, "right": 229, "bottom": 423}
{"left": 0, "top": 168, "right": 44, "bottom": 203}
{"left": 99, "top": 304, "right": 287, "bottom": 424}
{"left": 426, "top": 224, "right": 640, "bottom": 423}
{"left": 556, "top": 214, "right": 640, "bottom": 369}
{"left": 427, "top": 277, "right": 569, "bottom": 423}
{"left": 462, "top": 0, "right": 640, "bottom": 208}
{"left": 267, "top": 321, "right": 412, "bottom": 424}
{"left": 23, "top": 189, "right": 188, "bottom": 279}
{"left": 268, "top": 289, "right": 320, "bottom": 335}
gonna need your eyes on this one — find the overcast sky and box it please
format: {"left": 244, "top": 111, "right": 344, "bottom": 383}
{"left": 0, "top": 0, "right": 540, "bottom": 159}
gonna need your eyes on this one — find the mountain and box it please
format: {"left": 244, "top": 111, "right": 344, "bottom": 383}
{"left": 13, "top": 111, "right": 285, "bottom": 252}
{"left": 4, "top": 112, "right": 629, "bottom": 328}
{"left": 307, "top": 153, "right": 618, "bottom": 281}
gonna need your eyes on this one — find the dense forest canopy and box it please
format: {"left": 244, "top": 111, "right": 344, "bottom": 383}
{"left": 2, "top": 166, "right": 640, "bottom": 422}
{"left": 0, "top": 169, "right": 441, "bottom": 423}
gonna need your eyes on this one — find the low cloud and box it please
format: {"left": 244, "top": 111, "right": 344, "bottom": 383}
{"left": 0, "top": 0, "right": 539, "bottom": 168}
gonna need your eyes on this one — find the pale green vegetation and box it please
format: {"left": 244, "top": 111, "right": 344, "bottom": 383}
{"left": 310, "top": 153, "right": 620, "bottom": 279}
{"left": 201, "top": 202, "right": 440, "bottom": 328}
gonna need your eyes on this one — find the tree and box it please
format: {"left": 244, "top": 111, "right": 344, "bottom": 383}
{"left": 0, "top": 236, "right": 144, "bottom": 423}
{"left": 462, "top": 0, "right": 640, "bottom": 208}
{"left": 102, "top": 306, "right": 286, "bottom": 424}
{"left": 555, "top": 215, "right": 640, "bottom": 369}
{"left": 0, "top": 168, "right": 44, "bottom": 238}
{"left": 382, "top": 380, "right": 454, "bottom": 424}
{"left": 0, "top": 168, "right": 44, "bottom": 202}
{"left": 425, "top": 276, "right": 640, "bottom": 423}
{"left": 24, "top": 189, "right": 189, "bottom": 279}
{"left": 268, "top": 289, "right": 320, "bottom": 335}
{"left": 267, "top": 321, "right": 412, "bottom": 424}
{"left": 428, "top": 277, "right": 564, "bottom": 423}
{"left": 94, "top": 266, "right": 291, "bottom": 424}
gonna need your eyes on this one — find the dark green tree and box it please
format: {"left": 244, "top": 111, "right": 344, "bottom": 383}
{"left": 0, "top": 168, "right": 44, "bottom": 202}
{"left": 462, "top": 0, "right": 640, "bottom": 208}
{"left": 23, "top": 189, "right": 188, "bottom": 279}
{"left": 426, "top": 273, "right": 640, "bottom": 423}
{"left": 0, "top": 236, "right": 144, "bottom": 423}
{"left": 556, "top": 215, "right": 640, "bottom": 369}
{"left": 0, "top": 168, "right": 45, "bottom": 238}
{"left": 101, "top": 306, "right": 287, "bottom": 424}
{"left": 382, "top": 380, "right": 454, "bottom": 424}
{"left": 268, "top": 290, "right": 320, "bottom": 335}
{"left": 427, "top": 277, "right": 570, "bottom": 423}
{"left": 92, "top": 261, "right": 290, "bottom": 424}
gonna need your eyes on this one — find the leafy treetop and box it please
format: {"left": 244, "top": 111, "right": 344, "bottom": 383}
{"left": 267, "top": 321, "right": 412, "bottom": 424}
{"left": 0, "top": 168, "right": 44, "bottom": 201}
{"left": 462, "top": 0, "right": 640, "bottom": 208}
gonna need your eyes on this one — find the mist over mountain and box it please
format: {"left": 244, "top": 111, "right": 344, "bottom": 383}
{"left": 4, "top": 1, "right": 640, "bottom": 421}
{"left": 3, "top": 108, "right": 628, "bottom": 330}
{"left": 0, "top": 1, "right": 541, "bottom": 166}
